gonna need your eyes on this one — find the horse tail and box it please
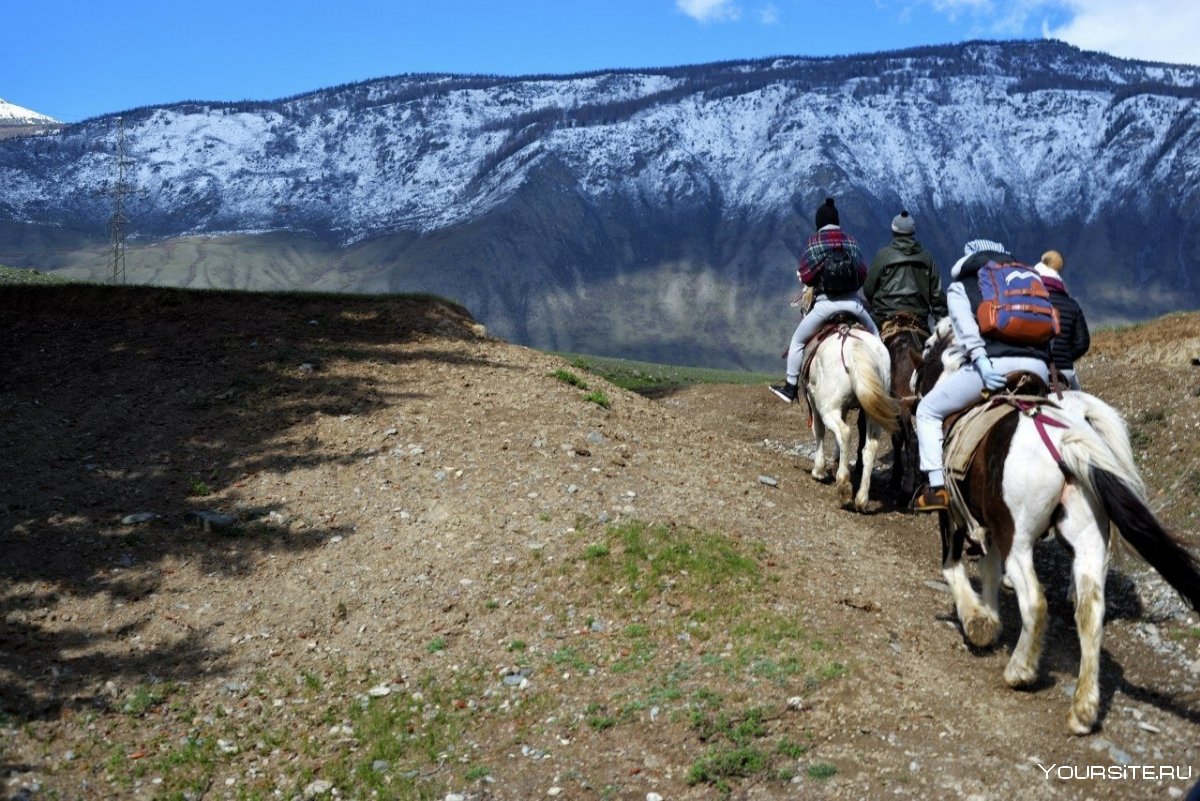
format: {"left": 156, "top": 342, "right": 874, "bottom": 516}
{"left": 1057, "top": 392, "right": 1145, "bottom": 498}
{"left": 1058, "top": 429, "right": 1200, "bottom": 612}
{"left": 848, "top": 340, "right": 899, "bottom": 434}
{"left": 1091, "top": 467, "right": 1200, "bottom": 612}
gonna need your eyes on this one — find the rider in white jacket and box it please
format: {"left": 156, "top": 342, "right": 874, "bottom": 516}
{"left": 912, "top": 239, "right": 1051, "bottom": 511}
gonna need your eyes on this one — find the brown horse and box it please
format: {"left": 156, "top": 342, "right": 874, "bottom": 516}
{"left": 878, "top": 312, "right": 928, "bottom": 500}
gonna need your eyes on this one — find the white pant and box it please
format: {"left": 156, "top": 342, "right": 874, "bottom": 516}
{"left": 785, "top": 296, "right": 878, "bottom": 382}
{"left": 915, "top": 356, "right": 1049, "bottom": 485}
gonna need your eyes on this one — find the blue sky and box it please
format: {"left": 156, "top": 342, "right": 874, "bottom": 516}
{"left": 8, "top": 0, "right": 1200, "bottom": 122}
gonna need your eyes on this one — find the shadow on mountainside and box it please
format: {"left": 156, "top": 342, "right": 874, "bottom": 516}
{"left": 0, "top": 284, "right": 490, "bottom": 719}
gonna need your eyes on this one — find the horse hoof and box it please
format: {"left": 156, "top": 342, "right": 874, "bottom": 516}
{"left": 1004, "top": 664, "right": 1038, "bottom": 689}
{"left": 1067, "top": 706, "right": 1097, "bottom": 735}
{"left": 964, "top": 615, "right": 1001, "bottom": 647}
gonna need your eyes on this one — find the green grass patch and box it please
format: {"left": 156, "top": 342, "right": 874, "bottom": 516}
{"left": 807, "top": 762, "right": 839, "bottom": 780}
{"left": 1168, "top": 625, "right": 1200, "bottom": 643}
{"left": 583, "top": 543, "right": 610, "bottom": 559}
{"left": 550, "top": 647, "right": 592, "bottom": 672}
{"left": 685, "top": 702, "right": 800, "bottom": 795}
{"left": 122, "top": 682, "right": 172, "bottom": 715}
{"left": 1136, "top": 409, "right": 1167, "bottom": 425}
{"left": 584, "top": 390, "right": 611, "bottom": 409}
{"left": 0, "top": 265, "right": 73, "bottom": 285}
{"left": 566, "top": 520, "right": 846, "bottom": 693}
{"left": 187, "top": 477, "right": 212, "bottom": 497}
{"left": 552, "top": 351, "right": 773, "bottom": 395}
{"left": 579, "top": 520, "right": 762, "bottom": 609}
{"left": 551, "top": 369, "right": 588, "bottom": 389}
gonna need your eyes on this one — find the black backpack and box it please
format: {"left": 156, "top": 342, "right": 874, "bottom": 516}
{"left": 819, "top": 249, "right": 861, "bottom": 296}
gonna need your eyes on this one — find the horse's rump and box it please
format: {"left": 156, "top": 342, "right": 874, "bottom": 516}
{"left": 809, "top": 328, "right": 899, "bottom": 434}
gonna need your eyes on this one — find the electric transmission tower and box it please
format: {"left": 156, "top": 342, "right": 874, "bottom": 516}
{"left": 105, "top": 116, "right": 136, "bottom": 284}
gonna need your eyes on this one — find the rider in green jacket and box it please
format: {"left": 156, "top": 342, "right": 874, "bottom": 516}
{"left": 864, "top": 210, "right": 948, "bottom": 333}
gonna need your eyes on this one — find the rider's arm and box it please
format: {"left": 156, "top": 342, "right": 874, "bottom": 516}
{"left": 863, "top": 254, "right": 885, "bottom": 302}
{"left": 946, "top": 282, "right": 987, "bottom": 362}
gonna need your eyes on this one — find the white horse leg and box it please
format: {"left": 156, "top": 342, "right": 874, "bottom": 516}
{"left": 942, "top": 556, "right": 993, "bottom": 647}
{"left": 1002, "top": 542, "right": 1047, "bottom": 688}
{"left": 810, "top": 406, "right": 828, "bottom": 481}
{"left": 964, "top": 546, "right": 1003, "bottom": 647}
{"left": 1057, "top": 486, "right": 1109, "bottom": 734}
{"left": 826, "top": 412, "right": 853, "bottom": 503}
{"left": 1001, "top": 435, "right": 1061, "bottom": 688}
{"left": 853, "top": 419, "right": 881, "bottom": 511}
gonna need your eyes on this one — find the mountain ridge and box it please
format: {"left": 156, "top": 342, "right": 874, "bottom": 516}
{"left": 2, "top": 39, "right": 1198, "bottom": 369}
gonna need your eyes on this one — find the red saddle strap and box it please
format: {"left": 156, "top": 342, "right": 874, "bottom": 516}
{"left": 1011, "top": 398, "right": 1070, "bottom": 471}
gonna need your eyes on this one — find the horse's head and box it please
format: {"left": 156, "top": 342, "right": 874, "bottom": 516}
{"left": 911, "top": 317, "right": 967, "bottom": 397}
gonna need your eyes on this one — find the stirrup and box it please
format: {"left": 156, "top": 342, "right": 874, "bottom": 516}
{"left": 912, "top": 485, "right": 950, "bottom": 512}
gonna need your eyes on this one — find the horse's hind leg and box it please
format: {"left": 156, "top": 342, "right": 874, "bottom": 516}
{"left": 828, "top": 412, "right": 853, "bottom": 504}
{"left": 1057, "top": 487, "right": 1108, "bottom": 734}
{"left": 1002, "top": 540, "right": 1048, "bottom": 688}
{"left": 853, "top": 420, "right": 882, "bottom": 511}
{"left": 1001, "top": 457, "right": 1061, "bottom": 689}
{"left": 810, "top": 410, "right": 829, "bottom": 481}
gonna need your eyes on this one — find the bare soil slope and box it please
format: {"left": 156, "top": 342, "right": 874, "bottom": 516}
{"left": 1, "top": 286, "right": 1198, "bottom": 800}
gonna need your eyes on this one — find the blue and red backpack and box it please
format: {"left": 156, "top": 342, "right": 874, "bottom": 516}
{"left": 974, "top": 260, "right": 1060, "bottom": 345}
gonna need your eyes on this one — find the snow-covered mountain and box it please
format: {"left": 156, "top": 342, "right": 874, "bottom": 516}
{"left": 1, "top": 40, "right": 1198, "bottom": 368}
{"left": 0, "top": 98, "right": 58, "bottom": 127}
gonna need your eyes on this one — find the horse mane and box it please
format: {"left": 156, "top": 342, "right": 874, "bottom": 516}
{"left": 925, "top": 317, "right": 968, "bottom": 371}
{"left": 913, "top": 317, "right": 968, "bottom": 395}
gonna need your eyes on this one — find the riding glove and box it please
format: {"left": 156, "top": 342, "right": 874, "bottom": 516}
{"left": 974, "top": 355, "right": 1007, "bottom": 391}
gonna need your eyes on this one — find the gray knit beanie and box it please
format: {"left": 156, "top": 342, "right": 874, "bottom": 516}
{"left": 891, "top": 210, "right": 915, "bottom": 235}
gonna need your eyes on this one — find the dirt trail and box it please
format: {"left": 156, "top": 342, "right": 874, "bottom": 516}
{"left": 1, "top": 286, "right": 1197, "bottom": 800}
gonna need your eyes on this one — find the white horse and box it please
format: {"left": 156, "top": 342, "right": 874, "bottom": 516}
{"left": 805, "top": 320, "right": 899, "bottom": 511}
{"left": 913, "top": 321, "right": 1200, "bottom": 734}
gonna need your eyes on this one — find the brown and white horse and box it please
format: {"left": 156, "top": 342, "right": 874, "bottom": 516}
{"left": 914, "top": 321, "right": 1200, "bottom": 734}
{"left": 805, "top": 319, "right": 899, "bottom": 511}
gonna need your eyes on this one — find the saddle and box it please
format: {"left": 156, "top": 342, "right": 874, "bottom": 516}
{"left": 941, "top": 372, "right": 1049, "bottom": 438}
{"left": 799, "top": 313, "right": 866, "bottom": 384}
{"left": 880, "top": 312, "right": 929, "bottom": 347}
{"left": 941, "top": 372, "right": 1063, "bottom": 554}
